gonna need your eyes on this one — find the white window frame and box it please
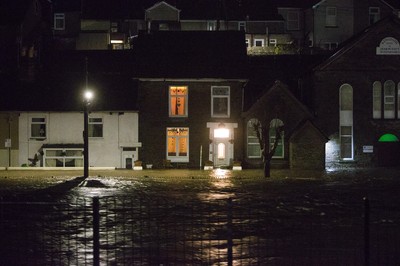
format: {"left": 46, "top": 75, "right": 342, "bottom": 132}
{"left": 339, "top": 84, "right": 353, "bottom": 160}
{"left": 211, "top": 86, "right": 230, "bottom": 118}
{"left": 254, "top": 39, "right": 265, "bottom": 47}
{"left": 54, "top": 13, "right": 65, "bottom": 30}
{"left": 373, "top": 81, "right": 382, "bottom": 119}
{"left": 30, "top": 116, "right": 47, "bottom": 140}
{"left": 238, "top": 21, "right": 246, "bottom": 31}
{"left": 245, "top": 39, "right": 250, "bottom": 48}
{"left": 287, "top": 11, "right": 299, "bottom": 30}
{"left": 88, "top": 117, "right": 103, "bottom": 138}
{"left": 247, "top": 119, "right": 261, "bottom": 158}
{"left": 269, "top": 119, "right": 284, "bottom": 159}
{"left": 43, "top": 148, "right": 84, "bottom": 167}
{"left": 384, "top": 80, "right": 395, "bottom": 119}
{"left": 166, "top": 127, "right": 189, "bottom": 162}
{"left": 369, "top": 7, "right": 380, "bottom": 25}
{"left": 169, "top": 86, "right": 188, "bottom": 117}
{"left": 269, "top": 39, "right": 277, "bottom": 47}
{"left": 326, "top": 7, "right": 337, "bottom": 27}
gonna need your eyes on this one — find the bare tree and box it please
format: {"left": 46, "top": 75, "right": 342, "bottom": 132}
{"left": 252, "top": 119, "right": 284, "bottom": 177}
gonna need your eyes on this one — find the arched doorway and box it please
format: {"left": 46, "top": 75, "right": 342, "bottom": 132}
{"left": 377, "top": 133, "right": 400, "bottom": 167}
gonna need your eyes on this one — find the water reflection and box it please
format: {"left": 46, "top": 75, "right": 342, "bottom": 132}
{"left": 197, "top": 169, "right": 235, "bottom": 201}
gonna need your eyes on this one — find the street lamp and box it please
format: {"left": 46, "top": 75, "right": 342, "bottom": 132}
{"left": 83, "top": 90, "right": 93, "bottom": 178}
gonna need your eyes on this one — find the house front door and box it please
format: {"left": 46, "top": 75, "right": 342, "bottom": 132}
{"left": 213, "top": 139, "right": 231, "bottom": 167}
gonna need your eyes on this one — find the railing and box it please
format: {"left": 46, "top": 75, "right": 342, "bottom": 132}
{"left": 0, "top": 196, "right": 399, "bottom": 265}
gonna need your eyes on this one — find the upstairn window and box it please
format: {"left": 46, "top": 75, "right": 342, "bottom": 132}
{"left": 169, "top": 86, "right": 188, "bottom": 117}
{"left": 89, "top": 117, "right": 103, "bottom": 138}
{"left": 238, "top": 21, "right": 246, "bottom": 31}
{"left": 287, "top": 11, "right": 299, "bottom": 30}
{"left": 369, "top": 7, "right": 380, "bottom": 25}
{"left": 211, "top": 86, "right": 230, "bottom": 117}
{"left": 167, "top": 128, "right": 189, "bottom": 162}
{"left": 30, "top": 117, "right": 46, "bottom": 139}
{"left": 54, "top": 13, "right": 65, "bottom": 30}
{"left": 326, "top": 7, "right": 337, "bottom": 27}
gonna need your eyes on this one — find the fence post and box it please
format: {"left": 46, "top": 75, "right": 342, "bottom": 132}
{"left": 363, "top": 197, "right": 370, "bottom": 266}
{"left": 227, "top": 198, "right": 233, "bottom": 266}
{"left": 93, "top": 197, "right": 100, "bottom": 266}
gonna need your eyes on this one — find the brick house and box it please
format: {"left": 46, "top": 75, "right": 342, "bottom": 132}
{"left": 243, "top": 80, "right": 327, "bottom": 170}
{"left": 313, "top": 15, "right": 400, "bottom": 167}
{"left": 134, "top": 31, "right": 248, "bottom": 169}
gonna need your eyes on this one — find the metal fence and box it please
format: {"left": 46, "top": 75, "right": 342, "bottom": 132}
{"left": 0, "top": 196, "right": 399, "bottom": 265}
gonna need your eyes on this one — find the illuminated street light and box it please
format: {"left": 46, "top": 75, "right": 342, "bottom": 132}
{"left": 83, "top": 89, "right": 93, "bottom": 178}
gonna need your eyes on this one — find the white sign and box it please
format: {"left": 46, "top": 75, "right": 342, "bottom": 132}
{"left": 376, "top": 37, "right": 400, "bottom": 55}
{"left": 5, "top": 138, "right": 11, "bottom": 148}
{"left": 363, "top": 145, "right": 373, "bottom": 153}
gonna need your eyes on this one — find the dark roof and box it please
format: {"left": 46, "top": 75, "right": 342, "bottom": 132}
{"left": 382, "top": 0, "right": 400, "bottom": 9}
{"left": 244, "top": 54, "right": 328, "bottom": 111}
{"left": 80, "top": 0, "right": 281, "bottom": 20}
{"left": 0, "top": 0, "right": 32, "bottom": 25}
{"left": 133, "top": 30, "right": 248, "bottom": 79}
{"left": 271, "top": 0, "right": 321, "bottom": 9}
{"left": 1, "top": 50, "right": 138, "bottom": 112}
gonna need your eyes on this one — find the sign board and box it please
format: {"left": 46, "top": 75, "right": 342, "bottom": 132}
{"left": 5, "top": 138, "right": 11, "bottom": 148}
{"left": 376, "top": 37, "right": 400, "bottom": 55}
{"left": 363, "top": 145, "right": 373, "bottom": 153}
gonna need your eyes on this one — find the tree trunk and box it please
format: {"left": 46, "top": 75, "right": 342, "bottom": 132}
{"left": 264, "top": 160, "right": 271, "bottom": 177}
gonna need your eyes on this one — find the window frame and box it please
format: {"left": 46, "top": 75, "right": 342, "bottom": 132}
{"left": 287, "top": 11, "right": 300, "bottom": 30}
{"left": 325, "top": 7, "right": 337, "bottom": 27}
{"left": 369, "top": 7, "right": 380, "bottom": 25}
{"left": 30, "top": 116, "right": 47, "bottom": 140}
{"left": 247, "top": 119, "right": 262, "bottom": 158}
{"left": 211, "top": 86, "right": 230, "bottom": 118}
{"left": 339, "top": 84, "right": 353, "bottom": 160}
{"left": 169, "top": 86, "right": 188, "bottom": 117}
{"left": 269, "top": 119, "right": 284, "bottom": 159}
{"left": 254, "top": 38, "right": 265, "bottom": 47}
{"left": 384, "top": 80, "right": 396, "bottom": 119}
{"left": 88, "top": 117, "right": 104, "bottom": 138}
{"left": 54, "top": 13, "right": 65, "bottom": 30}
{"left": 238, "top": 21, "right": 246, "bottom": 31}
{"left": 166, "top": 127, "right": 189, "bottom": 162}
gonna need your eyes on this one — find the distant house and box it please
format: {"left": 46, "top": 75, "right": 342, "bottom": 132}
{"left": 134, "top": 31, "right": 248, "bottom": 169}
{"left": 243, "top": 80, "right": 327, "bottom": 170}
{"left": 313, "top": 15, "right": 400, "bottom": 167}
{"left": 0, "top": 50, "right": 141, "bottom": 169}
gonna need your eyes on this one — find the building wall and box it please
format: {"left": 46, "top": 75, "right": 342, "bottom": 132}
{"left": 18, "top": 111, "right": 139, "bottom": 168}
{"left": 312, "top": 0, "right": 354, "bottom": 49}
{"left": 138, "top": 80, "right": 244, "bottom": 168}
{"left": 313, "top": 18, "right": 400, "bottom": 167}
{"left": 0, "top": 113, "right": 19, "bottom": 167}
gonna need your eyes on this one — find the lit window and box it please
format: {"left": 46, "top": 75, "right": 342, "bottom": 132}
{"left": 247, "top": 119, "right": 261, "bottom": 158}
{"left": 89, "top": 117, "right": 103, "bottom": 138}
{"left": 169, "top": 86, "right": 188, "bottom": 117}
{"left": 369, "top": 7, "right": 380, "bottom": 25}
{"left": 287, "top": 11, "right": 299, "bottom": 30}
{"left": 54, "top": 13, "right": 65, "bottom": 30}
{"left": 269, "top": 119, "right": 284, "bottom": 158}
{"left": 167, "top": 128, "right": 189, "bottom": 162}
{"left": 326, "top": 7, "right": 337, "bottom": 27}
{"left": 211, "top": 86, "right": 230, "bottom": 117}
{"left": 30, "top": 117, "right": 46, "bottom": 139}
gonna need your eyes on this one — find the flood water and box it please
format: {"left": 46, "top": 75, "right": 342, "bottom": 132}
{"left": 1, "top": 168, "right": 400, "bottom": 265}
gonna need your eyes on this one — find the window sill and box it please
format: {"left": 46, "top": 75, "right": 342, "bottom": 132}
{"left": 30, "top": 137, "right": 46, "bottom": 141}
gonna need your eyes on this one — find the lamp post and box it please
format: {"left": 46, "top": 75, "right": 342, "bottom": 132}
{"left": 83, "top": 90, "right": 93, "bottom": 178}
